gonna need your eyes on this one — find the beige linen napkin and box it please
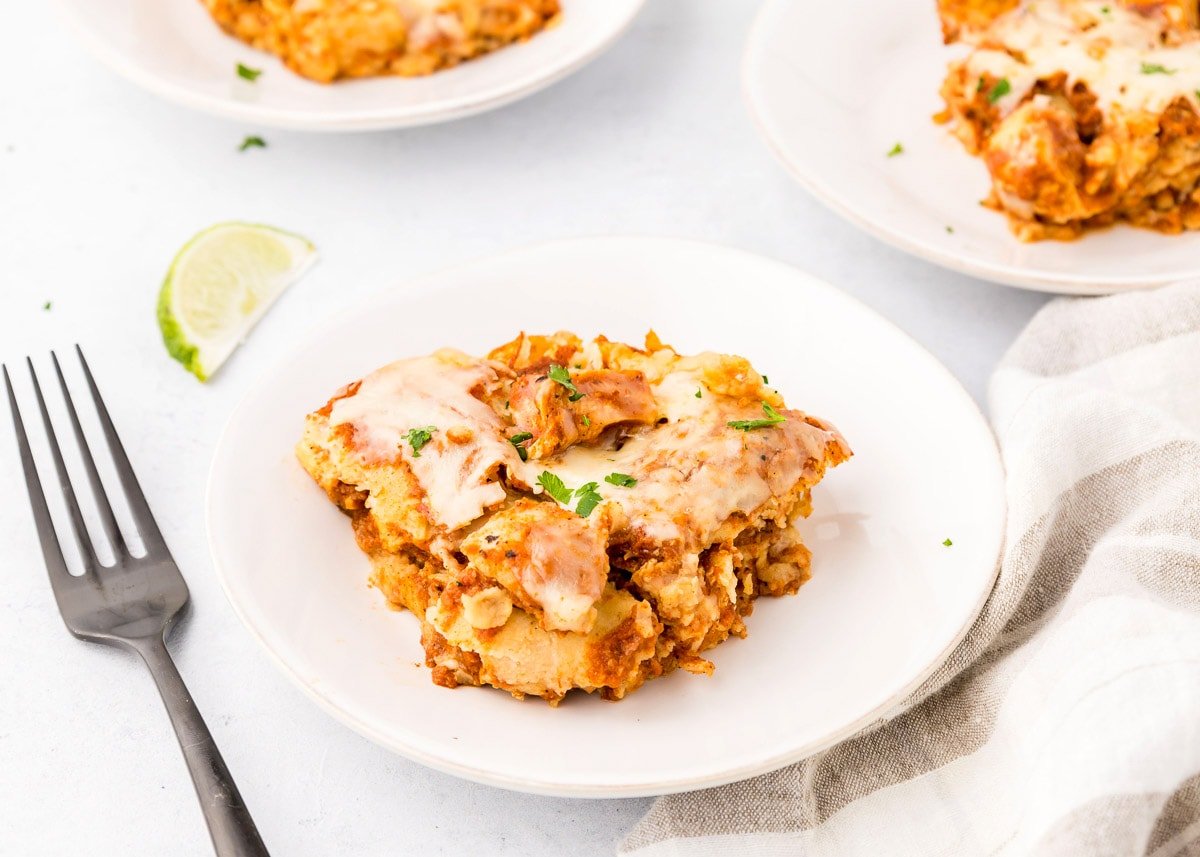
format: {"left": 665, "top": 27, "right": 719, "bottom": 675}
{"left": 621, "top": 282, "right": 1200, "bottom": 857}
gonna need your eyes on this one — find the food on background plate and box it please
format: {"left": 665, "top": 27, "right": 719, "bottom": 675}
{"left": 203, "top": 0, "right": 561, "bottom": 83}
{"left": 296, "top": 331, "right": 850, "bottom": 704}
{"left": 936, "top": 0, "right": 1200, "bottom": 240}
{"left": 158, "top": 222, "right": 317, "bottom": 381}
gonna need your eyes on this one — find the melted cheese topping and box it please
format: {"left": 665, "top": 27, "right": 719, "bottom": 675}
{"left": 394, "top": 0, "right": 467, "bottom": 49}
{"left": 524, "top": 518, "right": 607, "bottom": 632}
{"left": 542, "top": 365, "right": 824, "bottom": 547}
{"left": 966, "top": 0, "right": 1200, "bottom": 115}
{"left": 651, "top": 365, "right": 710, "bottom": 421}
{"left": 327, "top": 349, "right": 834, "bottom": 561}
{"left": 329, "top": 352, "right": 533, "bottom": 532}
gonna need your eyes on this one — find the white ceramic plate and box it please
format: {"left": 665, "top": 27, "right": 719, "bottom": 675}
{"left": 52, "top": 0, "right": 644, "bottom": 131}
{"left": 207, "top": 236, "right": 1005, "bottom": 797}
{"left": 743, "top": 0, "right": 1200, "bottom": 294}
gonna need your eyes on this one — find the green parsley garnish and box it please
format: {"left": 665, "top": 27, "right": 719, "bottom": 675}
{"left": 728, "top": 402, "right": 787, "bottom": 432}
{"left": 404, "top": 426, "right": 437, "bottom": 457}
{"left": 581, "top": 414, "right": 591, "bottom": 428}
{"left": 761, "top": 374, "right": 769, "bottom": 385}
{"left": 1100, "top": 5, "right": 1111, "bottom": 14}
{"left": 236, "top": 62, "right": 262, "bottom": 81}
{"left": 886, "top": 142, "right": 904, "bottom": 157}
{"left": 509, "top": 432, "right": 533, "bottom": 462}
{"left": 943, "top": 538, "right": 954, "bottom": 547}
{"left": 574, "top": 482, "right": 603, "bottom": 518}
{"left": 946, "top": 225, "right": 955, "bottom": 234}
{"left": 986, "top": 78, "right": 1012, "bottom": 103}
{"left": 548, "top": 364, "right": 584, "bottom": 401}
{"left": 976, "top": 76, "right": 986, "bottom": 93}
{"left": 238, "top": 135, "right": 266, "bottom": 152}
{"left": 42, "top": 301, "right": 52, "bottom": 311}
{"left": 537, "top": 477, "right": 606, "bottom": 517}
{"left": 537, "top": 471, "right": 574, "bottom": 505}
{"left": 695, "top": 388, "right": 702, "bottom": 399}
{"left": 1140, "top": 62, "right": 1175, "bottom": 75}
{"left": 605, "top": 473, "right": 637, "bottom": 488}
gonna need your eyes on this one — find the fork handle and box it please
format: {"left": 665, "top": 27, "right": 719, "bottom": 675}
{"left": 134, "top": 636, "right": 271, "bottom": 857}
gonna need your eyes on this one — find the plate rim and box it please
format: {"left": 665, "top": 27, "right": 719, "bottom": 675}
{"left": 740, "top": 0, "right": 1200, "bottom": 295}
{"left": 205, "top": 235, "right": 1007, "bottom": 797}
{"left": 49, "top": 0, "right": 646, "bottom": 131}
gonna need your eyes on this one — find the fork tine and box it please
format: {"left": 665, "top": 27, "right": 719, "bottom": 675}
{"left": 51, "top": 351, "right": 127, "bottom": 559}
{"left": 74, "top": 346, "right": 166, "bottom": 553}
{"left": 27, "top": 357, "right": 101, "bottom": 574}
{"left": 4, "top": 364, "right": 77, "bottom": 592}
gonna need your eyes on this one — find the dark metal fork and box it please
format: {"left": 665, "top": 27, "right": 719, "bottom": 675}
{"left": 4, "top": 347, "right": 270, "bottom": 857}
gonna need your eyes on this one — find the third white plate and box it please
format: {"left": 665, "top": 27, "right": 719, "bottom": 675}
{"left": 743, "top": 0, "right": 1200, "bottom": 294}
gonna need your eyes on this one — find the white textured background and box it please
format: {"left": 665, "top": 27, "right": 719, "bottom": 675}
{"left": 0, "top": 2, "right": 1048, "bottom": 854}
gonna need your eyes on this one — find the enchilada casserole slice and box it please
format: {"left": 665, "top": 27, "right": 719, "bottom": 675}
{"left": 297, "top": 332, "right": 851, "bottom": 704}
{"left": 203, "top": 0, "right": 560, "bottom": 83}
{"left": 937, "top": 0, "right": 1200, "bottom": 240}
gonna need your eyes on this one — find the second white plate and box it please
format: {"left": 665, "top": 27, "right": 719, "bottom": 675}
{"left": 207, "top": 236, "right": 1005, "bottom": 797}
{"left": 53, "top": 0, "right": 644, "bottom": 131}
{"left": 742, "top": 0, "right": 1200, "bottom": 294}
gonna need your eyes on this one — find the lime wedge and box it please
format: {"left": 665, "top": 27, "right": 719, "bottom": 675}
{"left": 157, "top": 222, "right": 317, "bottom": 381}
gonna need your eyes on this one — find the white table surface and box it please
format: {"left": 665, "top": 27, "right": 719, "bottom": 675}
{"left": 0, "top": 2, "right": 1050, "bottom": 854}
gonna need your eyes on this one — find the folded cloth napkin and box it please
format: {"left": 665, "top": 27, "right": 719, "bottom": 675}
{"left": 621, "top": 282, "right": 1200, "bottom": 857}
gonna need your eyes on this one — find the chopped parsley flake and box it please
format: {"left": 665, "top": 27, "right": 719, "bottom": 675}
{"left": 761, "top": 374, "right": 769, "bottom": 385}
{"left": 236, "top": 62, "right": 262, "bottom": 81}
{"left": 886, "top": 142, "right": 904, "bottom": 157}
{"left": 581, "top": 414, "right": 591, "bottom": 428}
{"left": 943, "top": 538, "right": 954, "bottom": 547}
{"left": 574, "top": 482, "right": 603, "bottom": 517}
{"left": 548, "top": 364, "right": 584, "bottom": 401}
{"left": 404, "top": 426, "right": 437, "bottom": 457}
{"left": 987, "top": 78, "right": 1012, "bottom": 103}
{"left": 1140, "top": 62, "right": 1175, "bottom": 75}
{"left": 1100, "top": 4, "right": 1111, "bottom": 14}
{"left": 575, "top": 492, "right": 602, "bottom": 517}
{"left": 976, "top": 76, "right": 986, "bottom": 93}
{"left": 946, "top": 225, "right": 955, "bottom": 234}
{"left": 537, "top": 471, "right": 573, "bottom": 505}
{"left": 42, "top": 301, "right": 51, "bottom": 311}
{"left": 538, "top": 477, "right": 606, "bottom": 517}
{"left": 728, "top": 402, "right": 787, "bottom": 432}
{"left": 509, "top": 431, "right": 533, "bottom": 462}
{"left": 695, "top": 388, "right": 702, "bottom": 398}
{"left": 605, "top": 473, "right": 637, "bottom": 488}
{"left": 238, "top": 135, "right": 266, "bottom": 152}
